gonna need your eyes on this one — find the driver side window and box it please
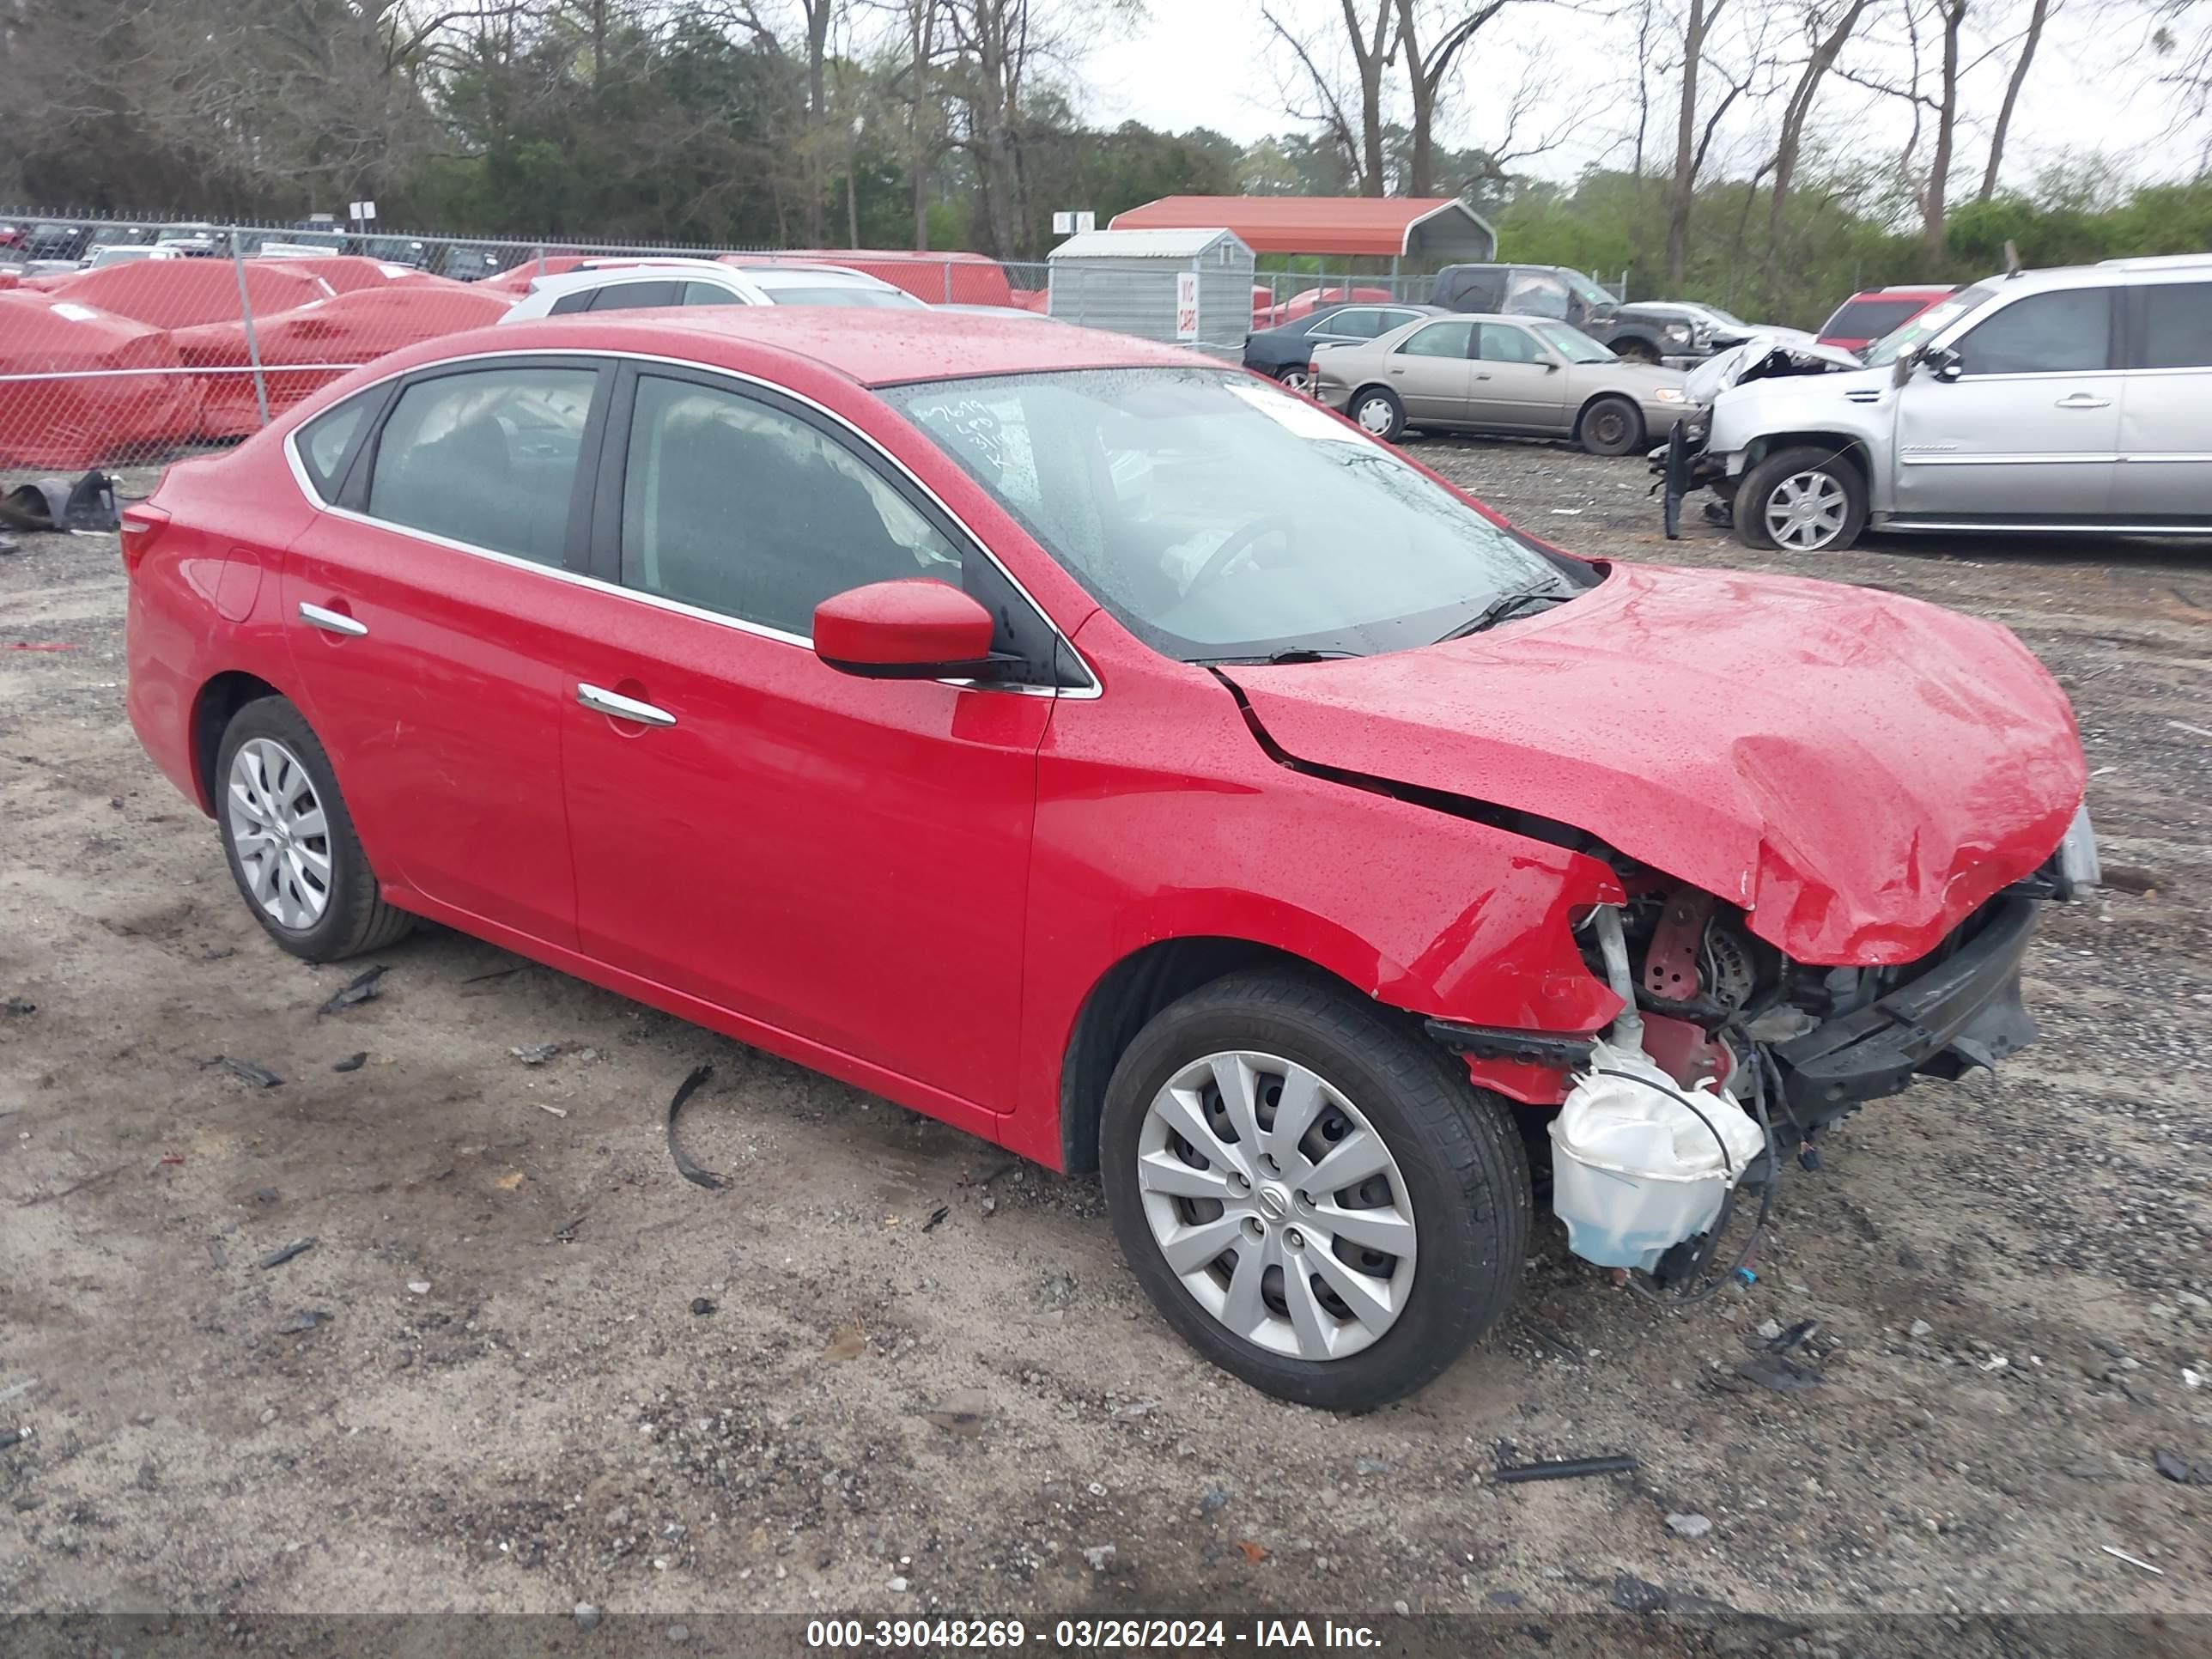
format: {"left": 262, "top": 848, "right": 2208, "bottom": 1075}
{"left": 1397, "top": 320, "right": 1475, "bottom": 359}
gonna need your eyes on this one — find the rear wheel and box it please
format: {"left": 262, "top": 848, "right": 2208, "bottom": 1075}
{"left": 1273, "top": 362, "right": 1318, "bottom": 397}
{"left": 1735, "top": 444, "right": 1869, "bottom": 553}
{"left": 1348, "top": 386, "right": 1404, "bottom": 443}
{"left": 1577, "top": 395, "right": 1645, "bottom": 457}
{"left": 216, "top": 697, "right": 413, "bottom": 962}
{"left": 1100, "top": 972, "right": 1530, "bottom": 1412}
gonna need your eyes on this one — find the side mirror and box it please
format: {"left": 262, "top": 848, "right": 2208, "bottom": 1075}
{"left": 1924, "top": 345, "right": 1963, "bottom": 383}
{"left": 813, "top": 579, "right": 1012, "bottom": 682}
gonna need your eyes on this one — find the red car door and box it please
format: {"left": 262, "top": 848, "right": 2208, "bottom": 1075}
{"left": 558, "top": 367, "right": 1060, "bottom": 1113}
{"left": 281, "top": 358, "right": 611, "bottom": 947}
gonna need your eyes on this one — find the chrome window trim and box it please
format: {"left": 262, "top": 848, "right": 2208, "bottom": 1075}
{"left": 281, "top": 345, "right": 1102, "bottom": 699}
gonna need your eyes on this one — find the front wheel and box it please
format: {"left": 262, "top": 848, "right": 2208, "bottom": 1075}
{"left": 1100, "top": 973, "right": 1530, "bottom": 1412}
{"left": 1348, "top": 386, "right": 1405, "bottom": 443}
{"left": 1735, "top": 444, "right": 1869, "bottom": 552}
{"left": 1577, "top": 395, "right": 1645, "bottom": 457}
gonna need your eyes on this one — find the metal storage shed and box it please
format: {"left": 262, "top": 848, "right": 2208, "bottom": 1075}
{"left": 1045, "top": 228, "right": 1254, "bottom": 354}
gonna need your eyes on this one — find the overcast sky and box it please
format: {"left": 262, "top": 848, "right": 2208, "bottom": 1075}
{"left": 1080, "top": 0, "right": 2204, "bottom": 199}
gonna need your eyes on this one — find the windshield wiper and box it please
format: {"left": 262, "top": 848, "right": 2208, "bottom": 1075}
{"left": 1433, "top": 583, "right": 1571, "bottom": 644}
{"left": 1194, "top": 647, "right": 1360, "bottom": 666}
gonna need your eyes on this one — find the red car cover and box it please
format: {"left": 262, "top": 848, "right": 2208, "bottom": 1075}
{"left": 39, "top": 259, "right": 334, "bottom": 330}
{"left": 252, "top": 255, "right": 438, "bottom": 295}
{"left": 0, "top": 292, "right": 204, "bottom": 468}
{"left": 172, "top": 283, "right": 515, "bottom": 437}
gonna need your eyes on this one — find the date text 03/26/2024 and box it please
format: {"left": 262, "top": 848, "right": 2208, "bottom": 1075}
{"left": 805, "top": 1619, "right": 1383, "bottom": 1650}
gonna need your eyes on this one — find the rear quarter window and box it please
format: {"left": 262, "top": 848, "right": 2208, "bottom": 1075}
{"left": 296, "top": 397, "right": 374, "bottom": 501}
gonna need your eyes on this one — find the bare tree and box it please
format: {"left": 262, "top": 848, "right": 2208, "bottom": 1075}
{"left": 1979, "top": 0, "right": 2054, "bottom": 199}
{"left": 1923, "top": 0, "right": 1968, "bottom": 251}
{"left": 1763, "top": 0, "right": 1871, "bottom": 296}
{"left": 1263, "top": 0, "right": 1395, "bottom": 193}
{"left": 1665, "top": 0, "right": 1728, "bottom": 283}
{"left": 1395, "top": 0, "right": 1516, "bottom": 196}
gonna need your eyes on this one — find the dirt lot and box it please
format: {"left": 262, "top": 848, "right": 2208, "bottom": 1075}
{"left": 3, "top": 441, "right": 2208, "bottom": 1645}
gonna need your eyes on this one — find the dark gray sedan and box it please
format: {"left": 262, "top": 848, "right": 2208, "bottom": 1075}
{"left": 1309, "top": 313, "right": 1691, "bottom": 453}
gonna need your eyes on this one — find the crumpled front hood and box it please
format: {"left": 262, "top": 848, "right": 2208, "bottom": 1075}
{"left": 1224, "top": 563, "right": 2085, "bottom": 964}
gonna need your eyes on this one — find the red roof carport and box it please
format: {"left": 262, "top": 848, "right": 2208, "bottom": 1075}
{"left": 1108, "top": 196, "right": 1496, "bottom": 263}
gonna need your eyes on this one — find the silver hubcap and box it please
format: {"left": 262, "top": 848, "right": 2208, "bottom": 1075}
{"left": 226, "top": 738, "right": 332, "bottom": 930}
{"left": 1765, "top": 471, "right": 1848, "bottom": 550}
{"left": 1281, "top": 368, "right": 1316, "bottom": 395}
{"left": 1355, "top": 397, "right": 1394, "bottom": 435}
{"left": 1137, "top": 1051, "right": 1417, "bottom": 1362}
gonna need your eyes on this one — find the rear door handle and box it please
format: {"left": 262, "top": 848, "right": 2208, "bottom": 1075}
{"left": 2054, "top": 393, "right": 2112, "bottom": 409}
{"left": 298, "top": 602, "right": 367, "bottom": 638}
{"left": 576, "top": 683, "right": 676, "bottom": 728}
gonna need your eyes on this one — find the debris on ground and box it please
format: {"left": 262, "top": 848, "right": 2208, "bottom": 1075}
{"left": 509, "top": 1043, "right": 566, "bottom": 1066}
{"left": 1494, "top": 1454, "right": 1638, "bottom": 1484}
{"left": 0, "top": 1378, "right": 38, "bottom": 1407}
{"left": 1612, "top": 1572, "right": 1668, "bottom": 1613}
{"left": 2101, "top": 1545, "right": 2165, "bottom": 1576}
{"left": 3, "top": 641, "right": 81, "bottom": 652}
{"left": 278, "top": 1310, "right": 330, "bottom": 1334}
{"left": 316, "top": 964, "right": 387, "bottom": 1016}
{"left": 2, "top": 995, "right": 33, "bottom": 1014}
{"left": 210, "top": 1056, "right": 283, "bottom": 1089}
{"left": 921, "top": 1399, "right": 989, "bottom": 1437}
{"left": 1235, "top": 1540, "right": 1267, "bottom": 1564}
{"left": 921, "top": 1205, "right": 949, "bottom": 1232}
{"left": 406, "top": 1281, "right": 430, "bottom": 1295}
{"left": 0, "top": 1428, "right": 24, "bottom": 1450}
{"left": 689, "top": 1297, "right": 715, "bottom": 1316}
{"left": 1765, "top": 1319, "right": 1819, "bottom": 1352}
{"left": 665, "top": 1063, "right": 728, "bottom": 1190}
{"left": 1737, "top": 1352, "right": 1825, "bottom": 1394}
{"left": 332, "top": 1052, "right": 368, "bottom": 1073}
{"left": 1667, "top": 1512, "right": 1714, "bottom": 1538}
{"left": 2153, "top": 1449, "right": 2194, "bottom": 1484}
{"left": 823, "top": 1324, "right": 866, "bottom": 1361}
{"left": 0, "top": 471, "right": 118, "bottom": 533}
{"left": 257, "top": 1237, "right": 316, "bottom": 1270}
{"left": 534, "top": 1101, "right": 568, "bottom": 1118}
{"left": 1199, "top": 1488, "right": 1231, "bottom": 1515}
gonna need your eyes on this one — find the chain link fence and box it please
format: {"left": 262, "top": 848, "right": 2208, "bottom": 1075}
{"left": 0, "top": 210, "right": 1059, "bottom": 475}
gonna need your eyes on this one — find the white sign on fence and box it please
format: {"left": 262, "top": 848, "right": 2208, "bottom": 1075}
{"left": 1175, "top": 270, "right": 1199, "bottom": 341}
{"left": 1052, "top": 210, "right": 1097, "bottom": 236}
{"left": 349, "top": 200, "right": 378, "bottom": 223}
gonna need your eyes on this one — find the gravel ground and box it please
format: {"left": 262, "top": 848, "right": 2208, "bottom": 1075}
{"left": 1, "top": 440, "right": 2208, "bottom": 1646}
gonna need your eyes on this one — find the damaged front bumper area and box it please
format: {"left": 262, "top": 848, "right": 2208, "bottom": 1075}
{"left": 1652, "top": 416, "right": 1726, "bottom": 538}
{"left": 1772, "top": 896, "right": 2039, "bottom": 1128}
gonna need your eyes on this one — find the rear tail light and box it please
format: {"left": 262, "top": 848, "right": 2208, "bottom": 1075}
{"left": 118, "top": 503, "right": 172, "bottom": 575}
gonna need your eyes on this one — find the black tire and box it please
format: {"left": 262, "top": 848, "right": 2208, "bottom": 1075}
{"left": 1100, "top": 971, "right": 1531, "bottom": 1412}
{"left": 1271, "top": 362, "right": 1317, "bottom": 396}
{"left": 214, "top": 696, "right": 413, "bottom": 963}
{"left": 1577, "top": 395, "right": 1645, "bottom": 457}
{"left": 1734, "top": 443, "right": 1869, "bottom": 553}
{"left": 1347, "top": 385, "right": 1405, "bottom": 443}
{"left": 1612, "top": 337, "right": 1662, "bottom": 366}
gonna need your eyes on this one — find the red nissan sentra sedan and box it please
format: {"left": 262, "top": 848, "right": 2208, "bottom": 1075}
{"left": 123, "top": 310, "right": 2093, "bottom": 1410}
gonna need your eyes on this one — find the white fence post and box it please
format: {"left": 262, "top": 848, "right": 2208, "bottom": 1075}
{"left": 229, "top": 237, "right": 271, "bottom": 428}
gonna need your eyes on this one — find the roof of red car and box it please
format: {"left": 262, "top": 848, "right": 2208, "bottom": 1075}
{"left": 492, "top": 306, "right": 1204, "bottom": 387}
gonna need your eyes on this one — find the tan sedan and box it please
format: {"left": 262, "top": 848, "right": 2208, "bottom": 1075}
{"left": 1308, "top": 313, "right": 1691, "bottom": 454}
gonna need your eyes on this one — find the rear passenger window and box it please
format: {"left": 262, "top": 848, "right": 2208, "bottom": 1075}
{"left": 366, "top": 368, "right": 598, "bottom": 564}
{"left": 619, "top": 374, "right": 959, "bottom": 637}
{"left": 1954, "top": 289, "right": 2114, "bottom": 374}
{"left": 548, "top": 290, "right": 597, "bottom": 316}
{"left": 1398, "top": 320, "right": 1475, "bottom": 359}
{"left": 682, "top": 283, "right": 746, "bottom": 306}
{"left": 590, "top": 280, "right": 681, "bottom": 310}
{"left": 297, "top": 395, "right": 372, "bottom": 501}
{"left": 2139, "top": 282, "right": 2212, "bottom": 369}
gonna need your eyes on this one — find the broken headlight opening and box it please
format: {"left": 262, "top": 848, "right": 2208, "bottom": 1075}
{"left": 1546, "top": 896, "right": 1784, "bottom": 1304}
{"left": 1651, "top": 416, "right": 1723, "bottom": 540}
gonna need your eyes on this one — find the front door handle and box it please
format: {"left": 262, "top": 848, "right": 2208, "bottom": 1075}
{"left": 576, "top": 683, "right": 676, "bottom": 728}
{"left": 298, "top": 602, "right": 367, "bottom": 638}
{"left": 2054, "top": 393, "right": 2112, "bottom": 409}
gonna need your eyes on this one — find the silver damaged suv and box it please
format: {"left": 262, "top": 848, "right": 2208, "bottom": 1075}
{"left": 1657, "top": 255, "right": 2212, "bottom": 553}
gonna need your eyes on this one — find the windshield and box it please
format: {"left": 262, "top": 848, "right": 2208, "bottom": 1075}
{"left": 881, "top": 368, "right": 1590, "bottom": 662}
{"left": 1562, "top": 270, "right": 1616, "bottom": 307}
{"left": 1699, "top": 306, "right": 1745, "bottom": 326}
{"left": 766, "top": 286, "right": 921, "bottom": 308}
{"left": 1529, "top": 321, "right": 1615, "bottom": 363}
{"left": 1864, "top": 283, "right": 1996, "bottom": 364}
